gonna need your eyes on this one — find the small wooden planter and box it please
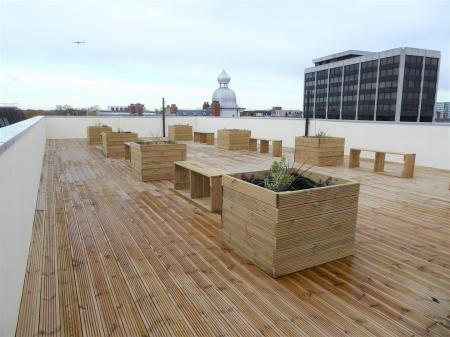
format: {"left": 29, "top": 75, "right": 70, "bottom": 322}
{"left": 194, "top": 132, "right": 215, "bottom": 145}
{"left": 295, "top": 136, "right": 345, "bottom": 166}
{"left": 87, "top": 126, "right": 112, "bottom": 145}
{"left": 221, "top": 170, "right": 359, "bottom": 278}
{"left": 168, "top": 125, "right": 193, "bottom": 141}
{"left": 130, "top": 142, "right": 187, "bottom": 181}
{"left": 101, "top": 132, "right": 138, "bottom": 158}
{"left": 217, "top": 129, "right": 251, "bottom": 150}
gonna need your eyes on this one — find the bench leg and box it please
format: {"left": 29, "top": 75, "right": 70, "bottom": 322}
{"left": 272, "top": 141, "right": 282, "bottom": 157}
{"left": 248, "top": 138, "right": 257, "bottom": 151}
{"left": 402, "top": 154, "right": 416, "bottom": 178}
{"left": 190, "top": 171, "right": 209, "bottom": 199}
{"left": 260, "top": 140, "right": 269, "bottom": 153}
{"left": 174, "top": 165, "right": 190, "bottom": 190}
{"left": 374, "top": 152, "right": 385, "bottom": 172}
{"left": 349, "top": 149, "right": 361, "bottom": 168}
{"left": 206, "top": 134, "right": 214, "bottom": 145}
{"left": 210, "top": 176, "right": 222, "bottom": 214}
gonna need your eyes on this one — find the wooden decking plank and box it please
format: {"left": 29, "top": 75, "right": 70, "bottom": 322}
{"left": 15, "top": 139, "right": 450, "bottom": 337}
{"left": 142, "top": 184, "right": 363, "bottom": 337}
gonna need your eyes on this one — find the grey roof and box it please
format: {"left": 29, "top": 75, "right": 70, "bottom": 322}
{"left": 312, "top": 50, "right": 373, "bottom": 64}
{"left": 176, "top": 109, "right": 211, "bottom": 116}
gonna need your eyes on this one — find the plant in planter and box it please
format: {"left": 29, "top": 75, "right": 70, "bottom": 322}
{"left": 87, "top": 124, "right": 112, "bottom": 145}
{"left": 241, "top": 157, "right": 333, "bottom": 192}
{"left": 129, "top": 138, "right": 186, "bottom": 181}
{"left": 101, "top": 130, "right": 138, "bottom": 158}
{"left": 221, "top": 157, "right": 359, "bottom": 278}
{"left": 294, "top": 130, "right": 344, "bottom": 166}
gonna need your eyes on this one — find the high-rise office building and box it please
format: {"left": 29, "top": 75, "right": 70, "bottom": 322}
{"left": 304, "top": 47, "right": 440, "bottom": 122}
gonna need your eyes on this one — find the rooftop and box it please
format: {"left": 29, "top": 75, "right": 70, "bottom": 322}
{"left": 0, "top": 116, "right": 450, "bottom": 337}
{"left": 312, "top": 50, "right": 374, "bottom": 65}
{"left": 15, "top": 137, "right": 450, "bottom": 337}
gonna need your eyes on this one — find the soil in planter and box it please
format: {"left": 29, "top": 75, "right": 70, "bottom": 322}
{"left": 136, "top": 140, "right": 176, "bottom": 145}
{"left": 240, "top": 173, "right": 333, "bottom": 191}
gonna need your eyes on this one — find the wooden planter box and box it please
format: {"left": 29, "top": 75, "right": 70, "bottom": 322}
{"left": 221, "top": 170, "right": 359, "bottom": 278}
{"left": 168, "top": 125, "right": 193, "bottom": 141}
{"left": 130, "top": 142, "right": 187, "bottom": 181}
{"left": 295, "top": 136, "right": 345, "bottom": 166}
{"left": 87, "top": 126, "right": 112, "bottom": 145}
{"left": 217, "top": 129, "right": 251, "bottom": 150}
{"left": 194, "top": 132, "right": 215, "bottom": 145}
{"left": 101, "top": 132, "right": 138, "bottom": 158}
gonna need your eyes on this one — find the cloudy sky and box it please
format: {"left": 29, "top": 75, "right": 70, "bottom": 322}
{"left": 1, "top": 0, "right": 449, "bottom": 110}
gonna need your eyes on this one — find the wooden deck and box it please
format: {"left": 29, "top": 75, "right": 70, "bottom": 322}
{"left": 16, "top": 139, "right": 450, "bottom": 337}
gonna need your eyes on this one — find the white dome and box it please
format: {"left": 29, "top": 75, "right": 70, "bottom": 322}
{"left": 212, "top": 87, "right": 239, "bottom": 109}
{"left": 217, "top": 69, "right": 231, "bottom": 85}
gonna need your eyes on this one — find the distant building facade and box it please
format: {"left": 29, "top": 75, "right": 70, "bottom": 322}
{"left": 435, "top": 102, "right": 449, "bottom": 119}
{"left": 240, "top": 107, "right": 303, "bottom": 117}
{"left": 304, "top": 47, "right": 440, "bottom": 122}
{"left": 108, "top": 103, "right": 145, "bottom": 115}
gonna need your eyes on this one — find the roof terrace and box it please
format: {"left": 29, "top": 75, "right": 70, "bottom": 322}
{"left": 1, "top": 116, "right": 449, "bottom": 337}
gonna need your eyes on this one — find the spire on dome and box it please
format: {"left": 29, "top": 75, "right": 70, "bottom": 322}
{"left": 217, "top": 69, "right": 231, "bottom": 87}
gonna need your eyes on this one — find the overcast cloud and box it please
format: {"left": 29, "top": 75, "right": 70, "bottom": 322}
{"left": 1, "top": 0, "right": 449, "bottom": 110}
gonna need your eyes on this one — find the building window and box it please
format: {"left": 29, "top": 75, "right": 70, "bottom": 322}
{"left": 358, "top": 60, "right": 378, "bottom": 120}
{"left": 419, "top": 57, "right": 438, "bottom": 122}
{"left": 400, "top": 55, "right": 423, "bottom": 122}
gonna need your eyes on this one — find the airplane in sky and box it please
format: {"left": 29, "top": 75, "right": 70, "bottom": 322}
{"left": 73, "top": 40, "right": 86, "bottom": 44}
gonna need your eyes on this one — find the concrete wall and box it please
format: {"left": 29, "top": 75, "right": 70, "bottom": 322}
{"left": 0, "top": 117, "right": 46, "bottom": 337}
{"left": 45, "top": 115, "right": 197, "bottom": 139}
{"left": 46, "top": 115, "right": 450, "bottom": 169}
{"left": 195, "top": 117, "right": 450, "bottom": 170}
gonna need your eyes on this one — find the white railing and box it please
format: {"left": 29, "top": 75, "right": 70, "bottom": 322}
{"left": 0, "top": 116, "right": 46, "bottom": 337}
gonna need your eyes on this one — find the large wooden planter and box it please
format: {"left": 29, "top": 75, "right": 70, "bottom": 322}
{"left": 101, "top": 132, "right": 138, "bottom": 158}
{"left": 295, "top": 136, "right": 345, "bottom": 166}
{"left": 87, "top": 126, "right": 112, "bottom": 145}
{"left": 168, "top": 125, "right": 193, "bottom": 141}
{"left": 217, "top": 129, "right": 251, "bottom": 150}
{"left": 130, "top": 142, "right": 187, "bottom": 181}
{"left": 221, "top": 170, "right": 359, "bottom": 278}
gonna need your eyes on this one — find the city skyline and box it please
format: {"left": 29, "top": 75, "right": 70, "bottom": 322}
{"left": 1, "top": 0, "right": 449, "bottom": 110}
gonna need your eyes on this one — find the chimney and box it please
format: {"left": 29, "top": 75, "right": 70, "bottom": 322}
{"left": 211, "top": 100, "right": 220, "bottom": 116}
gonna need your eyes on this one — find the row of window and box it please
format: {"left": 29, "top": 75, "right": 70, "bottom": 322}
{"left": 380, "top": 56, "right": 400, "bottom": 65}
{"left": 378, "top": 92, "right": 397, "bottom": 100}
{"left": 361, "top": 71, "right": 378, "bottom": 80}
{"left": 405, "top": 55, "right": 423, "bottom": 64}
{"left": 359, "top": 93, "right": 376, "bottom": 101}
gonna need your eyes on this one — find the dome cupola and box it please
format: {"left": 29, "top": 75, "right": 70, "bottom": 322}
{"left": 217, "top": 69, "right": 231, "bottom": 87}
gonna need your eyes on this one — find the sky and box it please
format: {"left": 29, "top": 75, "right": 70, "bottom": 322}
{"left": 1, "top": 0, "right": 449, "bottom": 110}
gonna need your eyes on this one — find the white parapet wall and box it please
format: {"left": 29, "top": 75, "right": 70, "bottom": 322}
{"left": 46, "top": 115, "right": 450, "bottom": 169}
{"left": 0, "top": 117, "right": 46, "bottom": 337}
{"left": 45, "top": 115, "right": 198, "bottom": 139}
{"left": 195, "top": 116, "right": 450, "bottom": 170}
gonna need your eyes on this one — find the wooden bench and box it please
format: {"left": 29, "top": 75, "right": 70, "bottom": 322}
{"left": 349, "top": 148, "right": 416, "bottom": 178}
{"left": 248, "top": 138, "right": 282, "bottom": 157}
{"left": 194, "top": 132, "right": 215, "bottom": 145}
{"left": 174, "top": 161, "right": 226, "bottom": 213}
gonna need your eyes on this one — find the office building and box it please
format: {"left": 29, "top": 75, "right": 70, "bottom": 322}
{"left": 304, "top": 47, "right": 440, "bottom": 122}
{"left": 435, "top": 101, "right": 449, "bottom": 120}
